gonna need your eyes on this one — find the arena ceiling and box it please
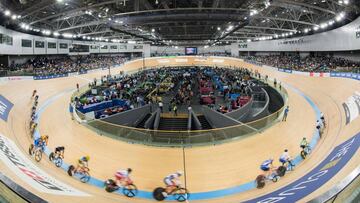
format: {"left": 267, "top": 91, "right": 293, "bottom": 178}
{"left": 0, "top": 0, "right": 359, "bottom": 46}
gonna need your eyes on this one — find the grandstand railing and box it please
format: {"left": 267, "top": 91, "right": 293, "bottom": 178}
{"left": 72, "top": 67, "right": 288, "bottom": 147}
{"left": 0, "top": 172, "right": 47, "bottom": 203}
{"left": 309, "top": 166, "right": 360, "bottom": 203}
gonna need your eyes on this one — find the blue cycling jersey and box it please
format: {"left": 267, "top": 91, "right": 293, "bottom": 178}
{"left": 261, "top": 159, "right": 273, "bottom": 168}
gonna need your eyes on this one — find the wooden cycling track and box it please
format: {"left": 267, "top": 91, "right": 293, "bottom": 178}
{"left": 0, "top": 56, "right": 359, "bottom": 203}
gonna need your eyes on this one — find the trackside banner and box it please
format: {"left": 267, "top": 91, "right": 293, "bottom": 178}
{"left": 0, "top": 134, "right": 89, "bottom": 196}
{"left": 246, "top": 132, "right": 360, "bottom": 203}
{"left": 342, "top": 91, "right": 360, "bottom": 125}
{"left": 0, "top": 95, "right": 14, "bottom": 122}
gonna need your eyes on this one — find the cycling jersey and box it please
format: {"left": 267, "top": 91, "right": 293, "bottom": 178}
{"left": 115, "top": 170, "right": 129, "bottom": 180}
{"left": 279, "top": 152, "right": 290, "bottom": 163}
{"left": 260, "top": 159, "right": 273, "bottom": 171}
{"left": 78, "top": 157, "right": 88, "bottom": 167}
{"left": 34, "top": 138, "right": 46, "bottom": 150}
{"left": 300, "top": 139, "right": 308, "bottom": 148}
{"left": 164, "top": 173, "right": 181, "bottom": 186}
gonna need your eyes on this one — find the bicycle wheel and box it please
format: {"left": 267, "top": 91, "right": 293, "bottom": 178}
{"left": 255, "top": 175, "right": 266, "bottom": 189}
{"left": 34, "top": 150, "right": 42, "bottom": 162}
{"left": 80, "top": 172, "right": 91, "bottom": 183}
{"left": 49, "top": 152, "right": 55, "bottom": 161}
{"left": 153, "top": 187, "right": 166, "bottom": 201}
{"left": 173, "top": 187, "right": 190, "bottom": 202}
{"left": 301, "top": 150, "right": 307, "bottom": 159}
{"left": 122, "top": 184, "right": 138, "bottom": 198}
{"left": 54, "top": 157, "right": 63, "bottom": 167}
{"left": 272, "top": 175, "right": 279, "bottom": 182}
{"left": 28, "top": 144, "right": 34, "bottom": 155}
{"left": 67, "top": 165, "right": 75, "bottom": 176}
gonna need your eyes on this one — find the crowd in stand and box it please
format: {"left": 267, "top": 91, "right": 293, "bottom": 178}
{"left": 75, "top": 66, "right": 258, "bottom": 117}
{"left": 243, "top": 55, "right": 360, "bottom": 72}
{"left": 4, "top": 55, "right": 128, "bottom": 76}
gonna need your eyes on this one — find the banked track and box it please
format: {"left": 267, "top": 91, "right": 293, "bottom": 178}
{"left": 0, "top": 56, "right": 359, "bottom": 203}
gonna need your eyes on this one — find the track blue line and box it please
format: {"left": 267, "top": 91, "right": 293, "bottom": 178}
{"left": 32, "top": 82, "right": 321, "bottom": 201}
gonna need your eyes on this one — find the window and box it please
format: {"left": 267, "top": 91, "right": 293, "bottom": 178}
{"left": 21, "top": 39, "right": 32, "bottom": 47}
{"left": 35, "top": 41, "right": 45, "bottom": 48}
{"left": 90, "top": 45, "right": 99, "bottom": 49}
{"left": 69, "top": 44, "right": 90, "bottom": 53}
{"left": 133, "top": 45, "right": 143, "bottom": 49}
{"left": 48, "top": 42, "right": 57, "bottom": 49}
{"left": 110, "top": 45, "right": 117, "bottom": 49}
{"left": 59, "top": 43, "right": 68, "bottom": 49}
{"left": 119, "top": 45, "right": 127, "bottom": 50}
{"left": 0, "top": 33, "right": 13, "bottom": 45}
{"left": 101, "top": 45, "right": 108, "bottom": 49}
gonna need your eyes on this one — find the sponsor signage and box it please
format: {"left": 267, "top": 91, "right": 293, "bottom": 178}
{"left": 0, "top": 134, "right": 89, "bottom": 196}
{"left": 278, "top": 68, "right": 292, "bottom": 73}
{"left": 212, "top": 59, "right": 224, "bottom": 63}
{"left": 194, "top": 58, "right": 207, "bottom": 62}
{"left": 0, "top": 95, "right": 13, "bottom": 122}
{"left": 157, "top": 59, "right": 170, "bottom": 63}
{"left": 246, "top": 132, "right": 360, "bottom": 203}
{"left": 33, "top": 74, "right": 69, "bottom": 80}
{"left": 330, "top": 72, "right": 360, "bottom": 80}
{"left": 278, "top": 38, "right": 310, "bottom": 45}
{"left": 356, "top": 25, "right": 360, "bottom": 39}
{"left": 342, "top": 92, "right": 360, "bottom": 125}
{"left": 175, "top": 58, "right": 188, "bottom": 63}
{"left": 78, "top": 70, "right": 88, "bottom": 75}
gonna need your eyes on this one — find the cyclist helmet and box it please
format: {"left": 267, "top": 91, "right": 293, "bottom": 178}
{"left": 284, "top": 149, "right": 288, "bottom": 152}
{"left": 85, "top": 155, "right": 90, "bottom": 161}
{"left": 41, "top": 135, "right": 49, "bottom": 140}
{"left": 127, "top": 168, "right": 132, "bottom": 173}
{"left": 176, "top": 171, "right": 183, "bottom": 176}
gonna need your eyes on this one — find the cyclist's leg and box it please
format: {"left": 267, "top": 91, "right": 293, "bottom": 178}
{"left": 164, "top": 178, "right": 174, "bottom": 195}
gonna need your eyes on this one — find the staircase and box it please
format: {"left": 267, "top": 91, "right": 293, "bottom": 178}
{"left": 197, "top": 115, "right": 212, "bottom": 129}
{"left": 136, "top": 113, "right": 151, "bottom": 128}
{"left": 158, "top": 118, "right": 188, "bottom": 130}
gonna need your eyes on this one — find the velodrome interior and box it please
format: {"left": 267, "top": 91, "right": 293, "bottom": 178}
{"left": 0, "top": 1, "right": 359, "bottom": 203}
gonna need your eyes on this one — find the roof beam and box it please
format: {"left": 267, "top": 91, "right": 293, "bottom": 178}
{"left": 253, "top": 16, "right": 317, "bottom": 26}
{"left": 20, "top": 0, "right": 56, "bottom": 17}
{"left": 275, "top": 0, "right": 336, "bottom": 15}
{"left": 141, "top": 0, "right": 154, "bottom": 10}
{"left": 29, "top": 0, "right": 118, "bottom": 25}
{"left": 243, "top": 26, "right": 297, "bottom": 32}
{"left": 78, "top": 30, "right": 113, "bottom": 36}
{"left": 212, "top": 0, "right": 220, "bottom": 8}
{"left": 56, "top": 20, "right": 108, "bottom": 32}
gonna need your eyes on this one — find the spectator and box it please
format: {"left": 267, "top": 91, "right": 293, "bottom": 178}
{"left": 283, "top": 106, "right": 289, "bottom": 121}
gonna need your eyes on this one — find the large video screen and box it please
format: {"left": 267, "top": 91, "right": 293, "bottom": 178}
{"left": 185, "top": 47, "right": 197, "bottom": 55}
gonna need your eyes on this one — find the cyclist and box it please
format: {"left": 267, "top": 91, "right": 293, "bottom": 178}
{"left": 279, "top": 149, "right": 293, "bottom": 168}
{"left": 260, "top": 158, "right": 275, "bottom": 177}
{"left": 32, "top": 90, "right": 37, "bottom": 98}
{"left": 75, "top": 156, "right": 90, "bottom": 173}
{"left": 320, "top": 112, "right": 326, "bottom": 127}
{"left": 300, "top": 137, "right": 308, "bottom": 149}
{"left": 163, "top": 171, "right": 183, "bottom": 197}
{"left": 32, "top": 135, "right": 48, "bottom": 153}
{"left": 54, "top": 146, "right": 65, "bottom": 159}
{"left": 316, "top": 120, "right": 323, "bottom": 137}
{"left": 114, "top": 168, "right": 132, "bottom": 187}
{"left": 30, "top": 122, "right": 37, "bottom": 135}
